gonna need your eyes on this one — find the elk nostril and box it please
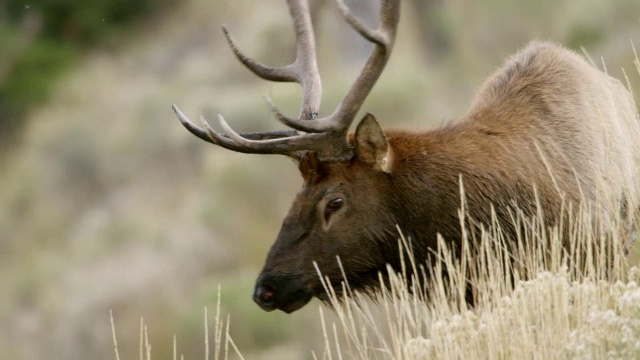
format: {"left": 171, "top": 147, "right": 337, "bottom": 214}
{"left": 260, "top": 286, "right": 275, "bottom": 303}
{"left": 254, "top": 283, "right": 276, "bottom": 306}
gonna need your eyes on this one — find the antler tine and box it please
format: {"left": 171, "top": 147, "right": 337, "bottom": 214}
{"left": 287, "top": 0, "right": 322, "bottom": 120}
{"left": 213, "top": 114, "right": 352, "bottom": 161}
{"left": 173, "top": 105, "right": 299, "bottom": 153}
{"left": 223, "top": 0, "right": 322, "bottom": 121}
{"left": 174, "top": 104, "right": 343, "bottom": 159}
{"left": 330, "top": 0, "right": 399, "bottom": 129}
{"left": 264, "top": 96, "right": 327, "bottom": 133}
{"left": 222, "top": 25, "right": 298, "bottom": 83}
{"left": 261, "top": 0, "right": 400, "bottom": 135}
{"left": 173, "top": 104, "right": 218, "bottom": 144}
{"left": 216, "top": 115, "right": 323, "bottom": 152}
{"left": 335, "top": 0, "right": 389, "bottom": 46}
{"left": 174, "top": 0, "right": 399, "bottom": 163}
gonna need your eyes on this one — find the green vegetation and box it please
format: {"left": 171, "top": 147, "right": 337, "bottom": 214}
{"left": 0, "top": 0, "right": 175, "bottom": 143}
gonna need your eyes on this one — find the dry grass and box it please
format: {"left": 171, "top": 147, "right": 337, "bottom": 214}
{"left": 313, "top": 207, "right": 640, "bottom": 359}
{"left": 111, "top": 286, "right": 244, "bottom": 360}
{"left": 111, "top": 189, "right": 640, "bottom": 359}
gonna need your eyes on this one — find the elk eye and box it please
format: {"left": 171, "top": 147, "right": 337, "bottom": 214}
{"left": 325, "top": 198, "right": 344, "bottom": 215}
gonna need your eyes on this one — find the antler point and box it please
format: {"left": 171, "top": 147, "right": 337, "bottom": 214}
{"left": 263, "top": 96, "right": 276, "bottom": 109}
{"left": 172, "top": 105, "right": 194, "bottom": 126}
{"left": 216, "top": 114, "right": 231, "bottom": 132}
{"left": 199, "top": 115, "right": 211, "bottom": 128}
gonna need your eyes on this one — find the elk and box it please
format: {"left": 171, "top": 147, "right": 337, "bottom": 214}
{"left": 173, "top": 0, "right": 640, "bottom": 313}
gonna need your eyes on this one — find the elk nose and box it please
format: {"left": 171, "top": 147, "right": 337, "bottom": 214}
{"left": 253, "top": 283, "right": 277, "bottom": 311}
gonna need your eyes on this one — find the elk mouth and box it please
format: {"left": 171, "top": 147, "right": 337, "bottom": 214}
{"left": 253, "top": 273, "right": 315, "bottom": 313}
{"left": 274, "top": 294, "right": 313, "bottom": 314}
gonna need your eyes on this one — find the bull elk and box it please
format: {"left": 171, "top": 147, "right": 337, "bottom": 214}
{"left": 172, "top": 0, "right": 640, "bottom": 313}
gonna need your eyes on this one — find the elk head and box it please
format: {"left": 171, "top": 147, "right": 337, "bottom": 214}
{"left": 173, "top": 0, "right": 400, "bottom": 313}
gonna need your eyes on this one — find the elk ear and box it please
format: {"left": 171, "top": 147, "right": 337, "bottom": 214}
{"left": 354, "top": 113, "right": 392, "bottom": 173}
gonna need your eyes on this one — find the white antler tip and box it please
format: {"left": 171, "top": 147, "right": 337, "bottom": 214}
{"left": 172, "top": 105, "right": 194, "bottom": 125}
{"left": 217, "top": 114, "right": 232, "bottom": 134}
{"left": 199, "top": 116, "right": 214, "bottom": 130}
{"left": 335, "top": 0, "right": 348, "bottom": 12}
{"left": 263, "top": 96, "right": 277, "bottom": 109}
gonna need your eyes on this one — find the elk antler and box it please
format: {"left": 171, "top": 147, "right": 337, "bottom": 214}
{"left": 173, "top": 0, "right": 400, "bottom": 161}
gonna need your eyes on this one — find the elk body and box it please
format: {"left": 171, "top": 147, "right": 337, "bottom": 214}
{"left": 173, "top": 0, "right": 640, "bottom": 313}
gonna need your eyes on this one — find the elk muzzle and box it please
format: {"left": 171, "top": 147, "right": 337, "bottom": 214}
{"left": 253, "top": 272, "right": 314, "bottom": 313}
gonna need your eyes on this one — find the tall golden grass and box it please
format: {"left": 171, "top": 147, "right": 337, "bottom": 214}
{"left": 111, "top": 190, "right": 640, "bottom": 359}
{"left": 313, "top": 203, "right": 639, "bottom": 359}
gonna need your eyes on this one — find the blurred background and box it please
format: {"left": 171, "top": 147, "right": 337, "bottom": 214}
{"left": 0, "top": 0, "right": 639, "bottom": 358}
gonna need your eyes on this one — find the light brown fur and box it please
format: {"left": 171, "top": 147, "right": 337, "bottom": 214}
{"left": 383, "top": 42, "right": 640, "bottom": 242}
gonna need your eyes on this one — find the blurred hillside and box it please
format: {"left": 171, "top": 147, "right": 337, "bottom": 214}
{"left": 0, "top": 0, "right": 176, "bottom": 146}
{"left": 1, "top": 0, "right": 639, "bottom": 359}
